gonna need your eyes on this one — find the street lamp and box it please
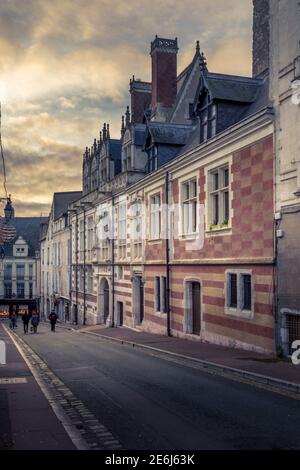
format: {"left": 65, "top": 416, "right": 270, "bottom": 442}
{"left": 4, "top": 195, "right": 14, "bottom": 221}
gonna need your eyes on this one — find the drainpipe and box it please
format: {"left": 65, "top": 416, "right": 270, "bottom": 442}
{"left": 83, "top": 207, "right": 86, "bottom": 326}
{"left": 75, "top": 212, "right": 79, "bottom": 325}
{"left": 165, "top": 171, "right": 171, "bottom": 337}
{"left": 111, "top": 195, "right": 115, "bottom": 327}
{"left": 68, "top": 218, "right": 72, "bottom": 323}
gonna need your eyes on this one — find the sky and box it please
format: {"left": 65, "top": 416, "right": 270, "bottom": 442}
{"left": 0, "top": 0, "right": 253, "bottom": 217}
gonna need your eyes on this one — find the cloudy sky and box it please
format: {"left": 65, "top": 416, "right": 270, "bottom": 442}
{"left": 0, "top": 0, "right": 252, "bottom": 216}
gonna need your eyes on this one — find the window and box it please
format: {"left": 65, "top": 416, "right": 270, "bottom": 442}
{"left": 4, "top": 283, "right": 12, "bottom": 298}
{"left": 210, "top": 104, "right": 217, "bottom": 137}
{"left": 16, "top": 264, "right": 25, "bottom": 280}
{"left": 131, "top": 201, "right": 143, "bottom": 259}
{"left": 118, "top": 202, "right": 127, "bottom": 259}
{"left": 17, "top": 283, "right": 25, "bottom": 298}
{"left": 148, "top": 146, "right": 158, "bottom": 172}
{"left": 226, "top": 271, "right": 253, "bottom": 318}
{"left": 209, "top": 165, "right": 230, "bottom": 229}
{"left": 87, "top": 216, "right": 94, "bottom": 262}
{"left": 79, "top": 267, "right": 84, "bottom": 292}
{"left": 117, "top": 266, "right": 124, "bottom": 280}
{"left": 182, "top": 179, "right": 197, "bottom": 235}
{"left": 242, "top": 274, "right": 252, "bottom": 310}
{"left": 229, "top": 273, "right": 237, "bottom": 308}
{"left": 155, "top": 276, "right": 167, "bottom": 313}
{"left": 4, "top": 264, "right": 12, "bottom": 280}
{"left": 79, "top": 219, "right": 84, "bottom": 262}
{"left": 29, "top": 283, "right": 33, "bottom": 299}
{"left": 87, "top": 266, "right": 93, "bottom": 292}
{"left": 29, "top": 264, "right": 33, "bottom": 280}
{"left": 150, "top": 194, "right": 161, "bottom": 239}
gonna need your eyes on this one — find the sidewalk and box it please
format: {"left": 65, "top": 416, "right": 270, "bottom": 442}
{"left": 62, "top": 323, "right": 300, "bottom": 389}
{"left": 0, "top": 321, "right": 75, "bottom": 450}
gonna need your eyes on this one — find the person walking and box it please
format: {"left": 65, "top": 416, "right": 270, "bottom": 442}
{"left": 49, "top": 311, "right": 58, "bottom": 332}
{"left": 10, "top": 311, "right": 17, "bottom": 330}
{"left": 22, "top": 312, "right": 30, "bottom": 334}
{"left": 31, "top": 310, "right": 39, "bottom": 334}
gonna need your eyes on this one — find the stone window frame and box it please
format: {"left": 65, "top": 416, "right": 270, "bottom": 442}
{"left": 154, "top": 275, "right": 167, "bottom": 314}
{"left": 204, "top": 155, "right": 233, "bottom": 235}
{"left": 225, "top": 269, "right": 254, "bottom": 320}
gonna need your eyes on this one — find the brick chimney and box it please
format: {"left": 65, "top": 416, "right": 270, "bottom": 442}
{"left": 129, "top": 77, "right": 152, "bottom": 124}
{"left": 150, "top": 36, "right": 178, "bottom": 115}
{"left": 252, "top": 0, "right": 270, "bottom": 77}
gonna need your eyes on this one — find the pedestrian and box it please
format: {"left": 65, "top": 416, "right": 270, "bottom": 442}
{"left": 49, "top": 311, "right": 58, "bottom": 332}
{"left": 31, "top": 310, "right": 39, "bottom": 334}
{"left": 10, "top": 311, "right": 17, "bottom": 330}
{"left": 22, "top": 312, "right": 30, "bottom": 334}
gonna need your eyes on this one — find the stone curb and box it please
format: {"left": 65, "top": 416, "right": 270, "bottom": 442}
{"left": 79, "top": 330, "right": 300, "bottom": 396}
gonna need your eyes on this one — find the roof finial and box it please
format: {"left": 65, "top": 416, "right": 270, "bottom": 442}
{"left": 200, "top": 51, "right": 208, "bottom": 72}
{"left": 196, "top": 40, "right": 200, "bottom": 53}
{"left": 125, "top": 105, "right": 130, "bottom": 127}
{"left": 103, "top": 123, "right": 107, "bottom": 140}
{"left": 107, "top": 123, "right": 110, "bottom": 139}
{"left": 121, "top": 115, "right": 125, "bottom": 138}
{"left": 99, "top": 130, "right": 102, "bottom": 144}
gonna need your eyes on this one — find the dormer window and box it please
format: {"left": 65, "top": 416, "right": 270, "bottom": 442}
{"left": 148, "top": 146, "right": 158, "bottom": 172}
{"left": 211, "top": 104, "right": 217, "bottom": 137}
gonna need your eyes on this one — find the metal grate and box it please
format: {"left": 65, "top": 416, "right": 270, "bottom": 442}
{"left": 286, "top": 314, "right": 300, "bottom": 355}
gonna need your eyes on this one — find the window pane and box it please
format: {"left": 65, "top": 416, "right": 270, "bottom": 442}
{"left": 223, "top": 168, "right": 229, "bottom": 188}
{"left": 192, "top": 200, "right": 197, "bottom": 232}
{"left": 223, "top": 191, "right": 229, "bottom": 223}
{"left": 213, "top": 172, "right": 219, "bottom": 191}
{"left": 229, "top": 274, "right": 237, "bottom": 308}
{"left": 190, "top": 180, "right": 196, "bottom": 198}
{"left": 213, "top": 194, "right": 219, "bottom": 225}
{"left": 243, "top": 275, "right": 252, "bottom": 310}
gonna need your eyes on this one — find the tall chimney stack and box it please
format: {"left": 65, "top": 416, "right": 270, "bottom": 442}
{"left": 130, "top": 76, "right": 152, "bottom": 124}
{"left": 252, "top": 0, "right": 270, "bottom": 77}
{"left": 150, "top": 36, "right": 178, "bottom": 116}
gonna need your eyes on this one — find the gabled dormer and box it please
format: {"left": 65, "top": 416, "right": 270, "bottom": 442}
{"left": 193, "top": 72, "right": 265, "bottom": 144}
{"left": 13, "top": 236, "right": 29, "bottom": 257}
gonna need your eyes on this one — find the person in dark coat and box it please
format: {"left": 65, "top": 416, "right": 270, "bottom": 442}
{"left": 22, "top": 312, "right": 30, "bottom": 334}
{"left": 49, "top": 311, "right": 58, "bottom": 332}
{"left": 31, "top": 310, "right": 39, "bottom": 333}
{"left": 10, "top": 311, "right": 17, "bottom": 330}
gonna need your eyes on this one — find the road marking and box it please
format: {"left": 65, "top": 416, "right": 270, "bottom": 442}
{"left": 3, "top": 324, "right": 123, "bottom": 450}
{"left": 0, "top": 377, "right": 27, "bottom": 384}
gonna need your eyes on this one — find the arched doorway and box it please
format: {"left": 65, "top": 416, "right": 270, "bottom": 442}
{"left": 98, "top": 277, "right": 110, "bottom": 324}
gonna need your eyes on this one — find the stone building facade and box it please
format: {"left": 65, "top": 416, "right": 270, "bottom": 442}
{"left": 40, "top": 192, "right": 81, "bottom": 321}
{"left": 267, "top": 0, "right": 300, "bottom": 354}
{"left": 0, "top": 218, "right": 46, "bottom": 316}
{"left": 67, "top": 22, "right": 276, "bottom": 353}
{"left": 39, "top": 2, "right": 300, "bottom": 355}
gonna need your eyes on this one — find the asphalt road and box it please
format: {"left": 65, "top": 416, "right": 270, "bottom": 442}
{"left": 12, "top": 323, "right": 300, "bottom": 450}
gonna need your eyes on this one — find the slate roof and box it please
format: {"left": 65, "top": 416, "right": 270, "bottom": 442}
{"left": 133, "top": 124, "right": 147, "bottom": 146}
{"left": 109, "top": 139, "right": 122, "bottom": 161}
{"left": 2, "top": 217, "right": 48, "bottom": 257}
{"left": 53, "top": 191, "right": 82, "bottom": 221}
{"left": 147, "top": 122, "right": 192, "bottom": 145}
{"left": 203, "top": 73, "right": 262, "bottom": 103}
